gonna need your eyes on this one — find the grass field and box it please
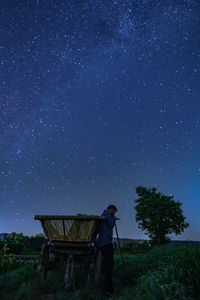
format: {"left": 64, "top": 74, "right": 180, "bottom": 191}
{"left": 0, "top": 245, "right": 200, "bottom": 299}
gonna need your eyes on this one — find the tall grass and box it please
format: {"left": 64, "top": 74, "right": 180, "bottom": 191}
{"left": 117, "top": 245, "right": 200, "bottom": 300}
{"left": 0, "top": 264, "right": 39, "bottom": 300}
{"left": 0, "top": 245, "right": 200, "bottom": 299}
{"left": 0, "top": 247, "right": 24, "bottom": 274}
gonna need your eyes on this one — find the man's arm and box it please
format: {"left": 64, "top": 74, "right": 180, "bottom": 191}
{"left": 103, "top": 210, "right": 115, "bottom": 228}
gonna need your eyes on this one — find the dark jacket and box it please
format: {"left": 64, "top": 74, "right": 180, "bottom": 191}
{"left": 95, "top": 209, "right": 116, "bottom": 247}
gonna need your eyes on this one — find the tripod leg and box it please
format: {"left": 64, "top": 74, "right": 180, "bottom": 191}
{"left": 115, "top": 223, "right": 124, "bottom": 264}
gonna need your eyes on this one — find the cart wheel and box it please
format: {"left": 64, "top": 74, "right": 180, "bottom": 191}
{"left": 37, "top": 242, "right": 50, "bottom": 289}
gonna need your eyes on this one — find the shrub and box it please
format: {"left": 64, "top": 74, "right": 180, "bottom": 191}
{"left": 118, "top": 245, "right": 200, "bottom": 300}
{"left": 15, "top": 281, "right": 40, "bottom": 300}
{"left": 0, "top": 264, "right": 35, "bottom": 293}
{"left": 0, "top": 247, "right": 24, "bottom": 274}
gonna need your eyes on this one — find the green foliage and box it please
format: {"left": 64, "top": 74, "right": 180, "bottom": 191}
{"left": 0, "top": 264, "right": 36, "bottom": 294}
{"left": 118, "top": 245, "right": 200, "bottom": 300}
{"left": 46, "top": 265, "right": 66, "bottom": 292}
{"left": 15, "top": 281, "right": 40, "bottom": 300}
{"left": 71, "top": 288, "right": 104, "bottom": 300}
{"left": 122, "top": 240, "right": 152, "bottom": 254}
{"left": 0, "top": 245, "right": 200, "bottom": 300}
{"left": 0, "top": 232, "right": 47, "bottom": 254}
{"left": 0, "top": 246, "right": 24, "bottom": 274}
{"left": 134, "top": 186, "right": 189, "bottom": 244}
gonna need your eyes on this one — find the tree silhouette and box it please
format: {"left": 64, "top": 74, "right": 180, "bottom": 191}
{"left": 134, "top": 186, "right": 189, "bottom": 245}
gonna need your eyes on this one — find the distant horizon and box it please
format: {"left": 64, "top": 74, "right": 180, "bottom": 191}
{"left": 1, "top": 231, "right": 199, "bottom": 243}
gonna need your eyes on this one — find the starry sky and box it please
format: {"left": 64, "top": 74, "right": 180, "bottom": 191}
{"left": 1, "top": 0, "right": 200, "bottom": 240}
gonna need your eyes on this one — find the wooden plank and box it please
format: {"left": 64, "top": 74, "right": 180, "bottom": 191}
{"left": 37, "top": 242, "right": 50, "bottom": 289}
{"left": 62, "top": 220, "right": 66, "bottom": 237}
{"left": 41, "top": 220, "right": 50, "bottom": 240}
{"left": 64, "top": 255, "right": 74, "bottom": 290}
{"left": 51, "top": 241, "right": 91, "bottom": 248}
{"left": 34, "top": 215, "right": 105, "bottom": 220}
{"left": 15, "top": 255, "right": 39, "bottom": 260}
{"left": 53, "top": 249, "right": 92, "bottom": 255}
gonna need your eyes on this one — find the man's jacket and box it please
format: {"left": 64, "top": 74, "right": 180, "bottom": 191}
{"left": 95, "top": 209, "right": 116, "bottom": 247}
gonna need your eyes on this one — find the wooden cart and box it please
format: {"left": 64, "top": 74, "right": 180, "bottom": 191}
{"left": 34, "top": 214, "right": 104, "bottom": 290}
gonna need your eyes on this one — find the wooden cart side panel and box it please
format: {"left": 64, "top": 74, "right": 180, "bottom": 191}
{"left": 41, "top": 220, "right": 50, "bottom": 240}
{"left": 42, "top": 220, "right": 101, "bottom": 242}
{"left": 36, "top": 215, "right": 104, "bottom": 243}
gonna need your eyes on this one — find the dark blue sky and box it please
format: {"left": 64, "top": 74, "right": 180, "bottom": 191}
{"left": 1, "top": 0, "right": 200, "bottom": 240}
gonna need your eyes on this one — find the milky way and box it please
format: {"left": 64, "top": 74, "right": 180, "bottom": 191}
{"left": 1, "top": 0, "right": 200, "bottom": 240}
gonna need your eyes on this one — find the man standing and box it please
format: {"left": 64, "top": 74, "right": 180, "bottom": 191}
{"left": 95, "top": 205, "right": 118, "bottom": 297}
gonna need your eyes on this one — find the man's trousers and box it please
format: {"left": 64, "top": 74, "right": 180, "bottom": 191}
{"left": 98, "top": 243, "right": 114, "bottom": 294}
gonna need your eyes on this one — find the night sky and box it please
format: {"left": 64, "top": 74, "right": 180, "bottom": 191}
{"left": 1, "top": 0, "right": 200, "bottom": 240}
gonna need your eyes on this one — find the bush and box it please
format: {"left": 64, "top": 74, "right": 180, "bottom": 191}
{"left": 15, "top": 281, "right": 40, "bottom": 300}
{"left": 0, "top": 232, "right": 47, "bottom": 255}
{"left": 0, "top": 246, "right": 24, "bottom": 274}
{"left": 118, "top": 245, "right": 200, "bottom": 300}
{"left": 0, "top": 264, "right": 35, "bottom": 293}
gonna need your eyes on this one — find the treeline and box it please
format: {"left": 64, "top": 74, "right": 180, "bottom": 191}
{"left": 0, "top": 232, "right": 47, "bottom": 254}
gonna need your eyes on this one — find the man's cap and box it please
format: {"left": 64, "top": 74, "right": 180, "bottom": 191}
{"left": 107, "top": 204, "right": 118, "bottom": 211}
